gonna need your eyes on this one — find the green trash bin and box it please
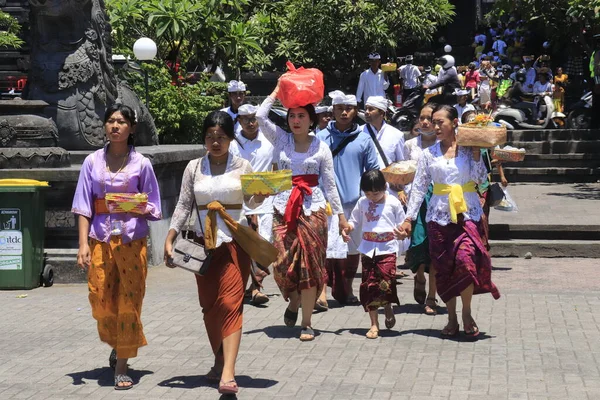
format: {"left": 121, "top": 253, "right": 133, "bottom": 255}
{"left": 0, "top": 179, "right": 53, "bottom": 290}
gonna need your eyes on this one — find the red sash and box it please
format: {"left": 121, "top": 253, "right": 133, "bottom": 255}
{"left": 283, "top": 174, "right": 319, "bottom": 232}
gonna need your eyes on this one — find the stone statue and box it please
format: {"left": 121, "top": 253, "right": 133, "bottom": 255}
{"left": 25, "top": 0, "right": 158, "bottom": 150}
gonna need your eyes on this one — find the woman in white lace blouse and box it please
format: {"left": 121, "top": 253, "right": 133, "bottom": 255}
{"left": 400, "top": 105, "right": 500, "bottom": 340}
{"left": 257, "top": 81, "right": 344, "bottom": 342}
{"left": 163, "top": 111, "right": 276, "bottom": 396}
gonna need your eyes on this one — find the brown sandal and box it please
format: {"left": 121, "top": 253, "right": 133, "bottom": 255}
{"left": 424, "top": 297, "right": 438, "bottom": 315}
{"left": 413, "top": 277, "right": 426, "bottom": 304}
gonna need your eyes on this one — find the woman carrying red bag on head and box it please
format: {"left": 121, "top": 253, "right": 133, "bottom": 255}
{"left": 277, "top": 61, "right": 325, "bottom": 109}
{"left": 256, "top": 73, "right": 345, "bottom": 342}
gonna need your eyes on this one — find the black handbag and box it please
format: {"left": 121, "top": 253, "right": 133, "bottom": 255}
{"left": 170, "top": 158, "right": 213, "bottom": 275}
{"left": 488, "top": 182, "right": 505, "bottom": 207}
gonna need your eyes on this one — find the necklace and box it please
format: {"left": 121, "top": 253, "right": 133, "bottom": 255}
{"left": 106, "top": 152, "right": 129, "bottom": 188}
{"left": 210, "top": 155, "right": 227, "bottom": 166}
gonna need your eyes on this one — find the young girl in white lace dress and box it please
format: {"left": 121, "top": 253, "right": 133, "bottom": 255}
{"left": 342, "top": 170, "right": 405, "bottom": 339}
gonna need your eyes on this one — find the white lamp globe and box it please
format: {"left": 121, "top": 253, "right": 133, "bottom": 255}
{"left": 543, "top": 41, "right": 550, "bottom": 49}
{"left": 444, "top": 44, "right": 452, "bottom": 53}
{"left": 133, "top": 38, "right": 157, "bottom": 61}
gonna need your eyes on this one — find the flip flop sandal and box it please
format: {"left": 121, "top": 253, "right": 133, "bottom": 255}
{"left": 299, "top": 326, "right": 315, "bottom": 341}
{"left": 464, "top": 322, "right": 480, "bottom": 339}
{"left": 314, "top": 299, "right": 329, "bottom": 312}
{"left": 284, "top": 308, "right": 298, "bottom": 327}
{"left": 440, "top": 324, "right": 460, "bottom": 338}
{"left": 413, "top": 277, "right": 427, "bottom": 305}
{"left": 366, "top": 328, "right": 379, "bottom": 339}
{"left": 218, "top": 379, "right": 239, "bottom": 395}
{"left": 424, "top": 298, "right": 438, "bottom": 316}
{"left": 114, "top": 374, "right": 134, "bottom": 391}
{"left": 250, "top": 291, "right": 269, "bottom": 305}
{"left": 109, "top": 349, "right": 117, "bottom": 370}
{"left": 385, "top": 315, "right": 396, "bottom": 330}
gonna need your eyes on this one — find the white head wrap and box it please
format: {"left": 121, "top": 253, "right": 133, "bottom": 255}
{"left": 315, "top": 106, "right": 329, "bottom": 114}
{"left": 227, "top": 80, "right": 246, "bottom": 93}
{"left": 453, "top": 89, "right": 469, "bottom": 96}
{"left": 328, "top": 90, "right": 357, "bottom": 106}
{"left": 365, "top": 96, "right": 391, "bottom": 112}
{"left": 238, "top": 104, "right": 258, "bottom": 116}
{"left": 368, "top": 52, "right": 381, "bottom": 60}
{"left": 327, "top": 106, "right": 333, "bottom": 113}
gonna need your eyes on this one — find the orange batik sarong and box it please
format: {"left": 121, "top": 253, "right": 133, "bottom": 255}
{"left": 88, "top": 237, "right": 148, "bottom": 359}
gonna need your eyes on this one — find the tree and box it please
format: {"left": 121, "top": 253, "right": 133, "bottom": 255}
{"left": 0, "top": 11, "right": 25, "bottom": 49}
{"left": 251, "top": 0, "right": 455, "bottom": 74}
{"left": 489, "top": 0, "right": 600, "bottom": 54}
{"left": 106, "top": 0, "right": 266, "bottom": 78}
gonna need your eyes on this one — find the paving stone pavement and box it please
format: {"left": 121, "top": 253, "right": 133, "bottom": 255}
{"left": 2, "top": 258, "right": 600, "bottom": 400}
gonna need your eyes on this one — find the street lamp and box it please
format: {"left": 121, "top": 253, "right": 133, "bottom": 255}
{"left": 133, "top": 38, "right": 157, "bottom": 107}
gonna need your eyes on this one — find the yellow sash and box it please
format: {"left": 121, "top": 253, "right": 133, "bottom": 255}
{"left": 432, "top": 181, "right": 477, "bottom": 223}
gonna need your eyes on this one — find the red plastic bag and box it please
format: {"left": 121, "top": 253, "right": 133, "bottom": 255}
{"left": 278, "top": 61, "right": 324, "bottom": 109}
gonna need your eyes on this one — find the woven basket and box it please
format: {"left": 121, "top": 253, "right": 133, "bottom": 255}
{"left": 241, "top": 170, "right": 292, "bottom": 196}
{"left": 382, "top": 163, "right": 417, "bottom": 185}
{"left": 492, "top": 149, "right": 526, "bottom": 162}
{"left": 457, "top": 124, "right": 507, "bottom": 148}
{"left": 381, "top": 63, "right": 397, "bottom": 72}
{"left": 105, "top": 193, "right": 148, "bottom": 214}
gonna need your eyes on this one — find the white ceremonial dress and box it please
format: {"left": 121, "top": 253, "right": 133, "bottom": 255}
{"left": 348, "top": 195, "right": 406, "bottom": 258}
{"left": 356, "top": 69, "right": 390, "bottom": 104}
{"left": 169, "top": 154, "right": 253, "bottom": 248}
{"left": 405, "top": 143, "right": 488, "bottom": 226}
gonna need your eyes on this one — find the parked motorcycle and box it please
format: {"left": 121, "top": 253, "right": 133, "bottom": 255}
{"left": 567, "top": 91, "right": 592, "bottom": 129}
{"left": 493, "top": 95, "right": 565, "bottom": 129}
{"left": 390, "top": 85, "right": 425, "bottom": 131}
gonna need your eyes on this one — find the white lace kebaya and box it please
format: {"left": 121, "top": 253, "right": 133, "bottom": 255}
{"left": 256, "top": 97, "right": 343, "bottom": 217}
{"left": 405, "top": 143, "right": 488, "bottom": 226}
{"left": 169, "top": 154, "right": 254, "bottom": 249}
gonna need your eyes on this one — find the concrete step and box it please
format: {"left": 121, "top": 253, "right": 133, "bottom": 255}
{"left": 502, "top": 154, "right": 600, "bottom": 168}
{"left": 489, "top": 239, "right": 600, "bottom": 258}
{"left": 44, "top": 249, "right": 86, "bottom": 284}
{"left": 489, "top": 224, "right": 600, "bottom": 241}
{"left": 509, "top": 140, "right": 600, "bottom": 154}
{"left": 502, "top": 167, "right": 600, "bottom": 183}
{"left": 508, "top": 129, "right": 599, "bottom": 142}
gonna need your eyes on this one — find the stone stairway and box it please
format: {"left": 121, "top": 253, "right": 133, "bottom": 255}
{"left": 488, "top": 183, "right": 600, "bottom": 258}
{"left": 501, "top": 129, "right": 600, "bottom": 183}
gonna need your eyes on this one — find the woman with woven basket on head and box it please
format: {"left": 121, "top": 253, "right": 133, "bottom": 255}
{"left": 163, "top": 111, "right": 277, "bottom": 395}
{"left": 72, "top": 104, "right": 162, "bottom": 390}
{"left": 256, "top": 80, "right": 344, "bottom": 342}
{"left": 403, "top": 102, "right": 439, "bottom": 315}
{"left": 399, "top": 104, "right": 501, "bottom": 339}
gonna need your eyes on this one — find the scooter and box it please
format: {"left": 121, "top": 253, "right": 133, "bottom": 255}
{"left": 493, "top": 95, "right": 565, "bottom": 129}
{"left": 567, "top": 91, "right": 592, "bottom": 129}
{"left": 390, "top": 85, "right": 425, "bottom": 131}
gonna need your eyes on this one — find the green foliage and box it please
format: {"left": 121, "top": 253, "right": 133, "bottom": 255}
{"left": 123, "top": 64, "right": 228, "bottom": 144}
{"left": 258, "top": 0, "right": 455, "bottom": 74}
{"left": 489, "top": 0, "right": 600, "bottom": 51}
{"left": 106, "top": 0, "right": 265, "bottom": 77}
{"left": 0, "top": 11, "right": 24, "bottom": 49}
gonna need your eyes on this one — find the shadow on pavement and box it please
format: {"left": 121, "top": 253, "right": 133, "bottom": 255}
{"left": 243, "top": 325, "right": 300, "bottom": 339}
{"left": 397, "top": 328, "right": 493, "bottom": 342}
{"left": 158, "top": 374, "right": 277, "bottom": 390}
{"left": 333, "top": 327, "right": 402, "bottom": 338}
{"left": 394, "top": 303, "right": 447, "bottom": 315}
{"left": 546, "top": 183, "right": 600, "bottom": 200}
{"left": 66, "top": 367, "right": 153, "bottom": 387}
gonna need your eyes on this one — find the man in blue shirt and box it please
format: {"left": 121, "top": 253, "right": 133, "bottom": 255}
{"left": 316, "top": 90, "right": 379, "bottom": 305}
